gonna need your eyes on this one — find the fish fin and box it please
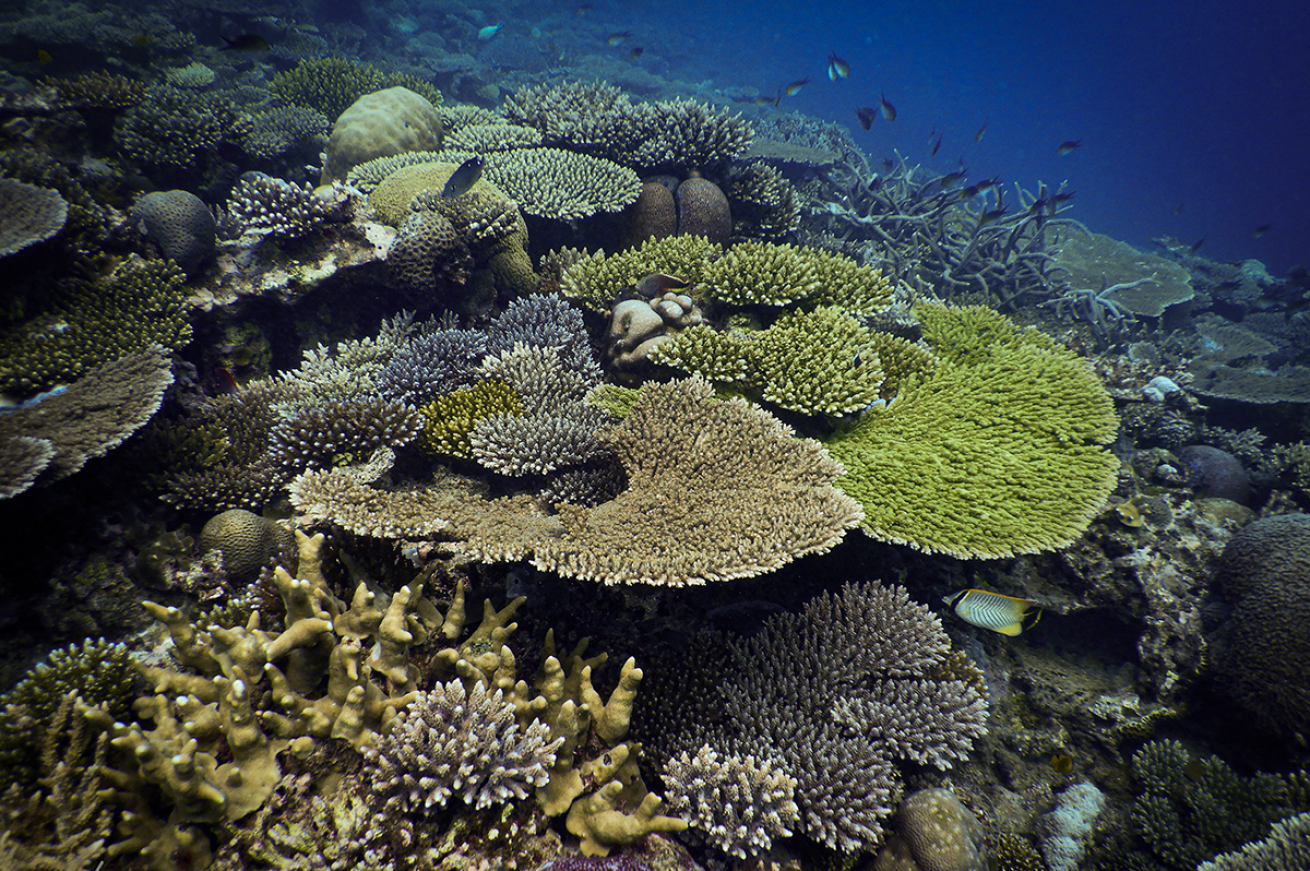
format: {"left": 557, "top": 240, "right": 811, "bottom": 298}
{"left": 1022, "top": 607, "right": 1043, "bottom": 631}
{"left": 994, "top": 621, "right": 1024, "bottom": 636}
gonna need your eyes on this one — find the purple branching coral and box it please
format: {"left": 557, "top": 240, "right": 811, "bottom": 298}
{"left": 363, "top": 679, "right": 563, "bottom": 815}
{"left": 658, "top": 581, "right": 988, "bottom": 854}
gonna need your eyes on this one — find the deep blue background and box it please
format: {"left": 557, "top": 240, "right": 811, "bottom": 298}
{"left": 560, "top": 0, "right": 1309, "bottom": 275}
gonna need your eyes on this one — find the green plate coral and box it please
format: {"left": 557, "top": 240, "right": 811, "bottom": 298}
{"left": 824, "top": 304, "right": 1118, "bottom": 558}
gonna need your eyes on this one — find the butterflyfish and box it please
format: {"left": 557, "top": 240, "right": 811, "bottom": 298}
{"left": 944, "top": 589, "right": 1042, "bottom": 636}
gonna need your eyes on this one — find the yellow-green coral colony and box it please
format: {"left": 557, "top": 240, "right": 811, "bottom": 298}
{"left": 825, "top": 304, "right": 1119, "bottom": 558}
{"left": 418, "top": 380, "right": 523, "bottom": 457}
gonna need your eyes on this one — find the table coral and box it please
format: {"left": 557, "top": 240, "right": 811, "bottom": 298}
{"left": 825, "top": 304, "right": 1118, "bottom": 558}
{"left": 0, "top": 178, "right": 67, "bottom": 259}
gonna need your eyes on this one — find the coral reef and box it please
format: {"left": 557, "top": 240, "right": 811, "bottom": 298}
{"left": 481, "top": 147, "right": 643, "bottom": 221}
{"left": 874, "top": 787, "right": 985, "bottom": 871}
{"left": 1130, "top": 739, "right": 1306, "bottom": 869}
{"left": 225, "top": 173, "right": 349, "bottom": 240}
{"left": 198, "top": 509, "right": 292, "bottom": 585}
{"left": 659, "top": 581, "right": 988, "bottom": 852}
{"left": 114, "top": 86, "right": 248, "bottom": 169}
{"left": 1197, "top": 812, "right": 1310, "bottom": 871}
{"left": 291, "top": 376, "right": 863, "bottom": 584}
{"left": 270, "top": 58, "right": 442, "bottom": 125}
{"left": 0, "top": 256, "right": 190, "bottom": 394}
{"left": 364, "top": 679, "right": 562, "bottom": 814}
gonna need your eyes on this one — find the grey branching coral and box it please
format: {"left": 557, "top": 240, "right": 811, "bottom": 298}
{"left": 114, "top": 85, "right": 249, "bottom": 167}
{"left": 376, "top": 329, "right": 488, "bottom": 407}
{"left": 663, "top": 746, "right": 799, "bottom": 858}
{"left": 268, "top": 398, "right": 422, "bottom": 474}
{"left": 681, "top": 581, "right": 989, "bottom": 852}
{"left": 226, "top": 173, "right": 348, "bottom": 240}
{"left": 364, "top": 679, "right": 563, "bottom": 815}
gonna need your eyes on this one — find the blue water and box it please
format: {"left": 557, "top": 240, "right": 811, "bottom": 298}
{"left": 508, "top": 0, "right": 1308, "bottom": 275}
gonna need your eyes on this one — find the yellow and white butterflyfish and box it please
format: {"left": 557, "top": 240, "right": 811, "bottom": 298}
{"left": 944, "top": 589, "right": 1042, "bottom": 636}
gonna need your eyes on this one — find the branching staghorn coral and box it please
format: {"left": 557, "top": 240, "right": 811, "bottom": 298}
{"left": 802, "top": 151, "right": 1076, "bottom": 310}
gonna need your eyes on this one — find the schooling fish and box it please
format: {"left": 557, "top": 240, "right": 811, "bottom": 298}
{"left": 878, "top": 92, "right": 896, "bottom": 121}
{"left": 606, "top": 31, "right": 631, "bottom": 46}
{"left": 855, "top": 107, "right": 877, "bottom": 130}
{"left": 827, "top": 52, "right": 850, "bottom": 81}
{"left": 1057, "top": 139, "right": 1082, "bottom": 155}
{"left": 931, "top": 133, "right": 943, "bottom": 156}
{"left": 945, "top": 589, "right": 1042, "bottom": 636}
{"left": 974, "top": 119, "right": 988, "bottom": 143}
{"left": 784, "top": 77, "right": 810, "bottom": 96}
{"left": 441, "top": 156, "right": 484, "bottom": 198}
{"left": 220, "top": 34, "right": 271, "bottom": 51}
{"left": 1253, "top": 224, "right": 1271, "bottom": 238}
{"left": 478, "top": 24, "right": 502, "bottom": 40}
{"left": 629, "top": 47, "right": 644, "bottom": 60}
{"left": 576, "top": 4, "right": 593, "bottom": 13}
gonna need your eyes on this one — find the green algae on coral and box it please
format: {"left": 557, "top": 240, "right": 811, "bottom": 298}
{"left": 824, "top": 304, "right": 1118, "bottom": 558}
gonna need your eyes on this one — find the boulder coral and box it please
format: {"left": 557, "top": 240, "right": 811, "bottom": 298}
{"left": 131, "top": 189, "right": 215, "bottom": 273}
{"left": 322, "top": 86, "right": 445, "bottom": 184}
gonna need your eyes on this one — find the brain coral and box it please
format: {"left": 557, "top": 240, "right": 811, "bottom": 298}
{"left": 824, "top": 304, "right": 1118, "bottom": 558}
{"left": 322, "top": 86, "right": 444, "bottom": 184}
{"left": 131, "top": 190, "right": 216, "bottom": 273}
{"left": 199, "top": 508, "right": 292, "bottom": 584}
{"left": 1213, "top": 513, "right": 1310, "bottom": 738}
{"left": 0, "top": 178, "right": 68, "bottom": 258}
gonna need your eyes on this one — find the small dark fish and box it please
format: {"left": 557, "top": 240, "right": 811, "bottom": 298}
{"left": 1174, "top": 203, "right": 1183, "bottom": 215}
{"left": 1050, "top": 191, "right": 1076, "bottom": 207}
{"left": 441, "top": 156, "right": 484, "bottom": 198}
{"left": 868, "top": 175, "right": 883, "bottom": 191}
{"left": 979, "top": 207, "right": 1008, "bottom": 226}
{"left": 855, "top": 107, "right": 877, "bottom": 131}
{"left": 940, "top": 169, "right": 967, "bottom": 187}
{"left": 827, "top": 52, "right": 850, "bottom": 80}
{"left": 606, "top": 31, "right": 631, "bottom": 46}
{"left": 1189, "top": 237, "right": 1205, "bottom": 253}
{"left": 1253, "top": 224, "right": 1271, "bottom": 238}
{"left": 974, "top": 176, "right": 1000, "bottom": 194}
{"left": 220, "top": 33, "right": 271, "bottom": 52}
{"left": 628, "top": 47, "right": 643, "bottom": 60}
{"left": 784, "top": 77, "right": 810, "bottom": 96}
{"left": 752, "top": 95, "right": 774, "bottom": 105}
{"left": 974, "top": 119, "right": 988, "bottom": 143}
{"left": 576, "top": 4, "right": 593, "bottom": 13}
{"left": 931, "top": 134, "right": 943, "bottom": 156}
{"left": 961, "top": 184, "right": 980, "bottom": 198}
{"left": 878, "top": 92, "right": 896, "bottom": 121}
{"left": 1057, "top": 139, "right": 1082, "bottom": 155}
{"left": 35, "top": 48, "right": 53, "bottom": 64}
{"left": 882, "top": 157, "right": 894, "bottom": 171}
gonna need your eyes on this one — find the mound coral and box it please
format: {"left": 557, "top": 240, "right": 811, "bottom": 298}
{"left": 322, "top": 86, "right": 445, "bottom": 184}
{"left": 198, "top": 509, "right": 292, "bottom": 584}
{"left": 131, "top": 189, "right": 215, "bottom": 273}
{"left": 824, "top": 304, "right": 1118, "bottom": 558}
